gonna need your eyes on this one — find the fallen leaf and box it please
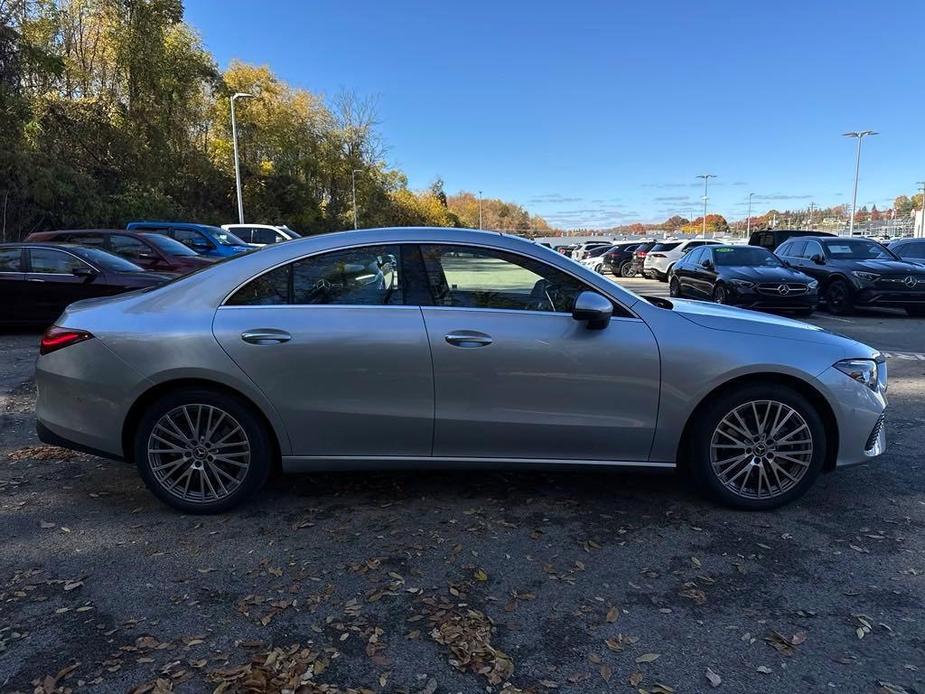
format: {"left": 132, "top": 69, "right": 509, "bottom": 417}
{"left": 705, "top": 667, "right": 722, "bottom": 687}
{"left": 636, "top": 653, "right": 660, "bottom": 663}
{"left": 606, "top": 606, "right": 620, "bottom": 623}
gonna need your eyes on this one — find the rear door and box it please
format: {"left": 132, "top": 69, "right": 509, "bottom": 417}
{"left": 417, "top": 244, "right": 660, "bottom": 462}
{"left": 0, "top": 248, "right": 26, "bottom": 324}
{"left": 212, "top": 244, "right": 434, "bottom": 458}
{"left": 675, "top": 247, "right": 702, "bottom": 297}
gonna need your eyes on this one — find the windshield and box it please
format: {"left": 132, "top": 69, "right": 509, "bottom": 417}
{"left": 145, "top": 234, "right": 199, "bottom": 256}
{"left": 209, "top": 227, "right": 247, "bottom": 246}
{"left": 714, "top": 246, "right": 782, "bottom": 267}
{"left": 822, "top": 240, "right": 898, "bottom": 261}
{"left": 78, "top": 247, "right": 145, "bottom": 272}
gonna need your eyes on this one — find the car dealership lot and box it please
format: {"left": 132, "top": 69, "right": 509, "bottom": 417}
{"left": 1, "top": 306, "right": 923, "bottom": 692}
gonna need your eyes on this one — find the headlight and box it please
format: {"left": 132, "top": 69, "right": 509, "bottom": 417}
{"left": 807, "top": 280, "right": 818, "bottom": 289}
{"left": 729, "top": 279, "right": 755, "bottom": 288}
{"left": 852, "top": 271, "right": 880, "bottom": 283}
{"left": 835, "top": 358, "right": 885, "bottom": 392}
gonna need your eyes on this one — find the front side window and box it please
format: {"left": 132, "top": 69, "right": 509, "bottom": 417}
{"left": 420, "top": 244, "right": 591, "bottom": 313}
{"left": 29, "top": 249, "right": 90, "bottom": 274}
{"left": 803, "top": 241, "right": 824, "bottom": 259}
{"left": 227, "top": 245, "right": 402, "bottom": 306}
{"left": 110, "top": 234, "right": 151, "bottom": 260}
{"left": 174, "top": 229, "right": 212, "bottom": 249}
{"left": 780, "top": 241, "right": 804, "bottom": 258}
{"left": 684, "top": 247, "right": 704, "bottom": 266}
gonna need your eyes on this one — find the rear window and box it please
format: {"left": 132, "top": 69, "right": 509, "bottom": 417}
{"left": 651, "top": 242, "right": 681, "bottom": 252}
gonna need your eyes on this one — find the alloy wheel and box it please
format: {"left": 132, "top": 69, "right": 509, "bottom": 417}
{"left": 621, "top": 263, "right": 635, "bottom": 278}
{"left": 714, "top": 286, "right": 728, "bottom": 304}
{"left": 669, "top": 277, "right": 680, "bottom": 297}
{"left": 147, "top": 404, "right": 251, "bottom": 504}
{"left": 709, "top": 400, "right": 813, "bottom": 500}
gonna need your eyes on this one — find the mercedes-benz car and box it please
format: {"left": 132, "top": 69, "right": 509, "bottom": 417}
{"left": 35, "top": 228, "right": 887, "bottom": 513}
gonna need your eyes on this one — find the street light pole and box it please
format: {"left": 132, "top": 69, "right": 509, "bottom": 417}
{"left": 478, "top": 190, "right": 483, "bottom": 229}
{"left": 351, "top": 169, "right": 362, "bottom": 229}
{"left": 746, "top": 192, "right": 755, "bottom": 236}
{"left": 696, "top": 174, "right": 716, "bottom": 236}
{"left": 917, "top": 181, "right": 925, "bottom": 237}
{"left": 843, "top": 130, "right": 877, "bottom": 235}
{"left": 230, "top": 92, "right": 254, "bottom": 224}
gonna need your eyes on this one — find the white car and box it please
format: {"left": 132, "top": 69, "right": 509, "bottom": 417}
{"left": 572, "top": 240, "right": 614, "bottom": 260}
{"left": 221, "top": 224, "right": 301, "bottom": 247}
{"left": 643, "top": 238, "right": 722, "bottom": 281}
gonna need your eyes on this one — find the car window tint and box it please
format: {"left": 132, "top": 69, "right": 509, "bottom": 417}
{"left": 804, "top": 241, "right": 823, "bottom": 258}
{"left": 174, "top": 229, "right": 210, "bottom": 248}
{"left": 0, "top": 248, "right": 21, "bottom": 271}
{"left": 29, "top": 249, "right": 88, "bottom": 274}
{"left": 110, "top": 234, "right": 151, "bottom": 259}
{"left": 420, "top": 244, "right": 591, "bottom": 313}
{"left": 782, "top": 241, "right": 804, "bottom": 257}
{"left": 897, "top": 241, "right": 925, "bottom": 257}
{"left": 66, "top": 233, "right": 106, "bottom": 248}
{"left": 227, "top": 265, "right": 290, "bottom": 306}
{"left": 252, "top": 228, "right": 279, "bottom": 244}
{"left": 685, "top": 248, "right": 703, "bottom": 265}
{"left": 651, "top": 242, "right": 681, "bottom": 252}
{"left": 291, "top": 246, "right": 401, "bottom": 305}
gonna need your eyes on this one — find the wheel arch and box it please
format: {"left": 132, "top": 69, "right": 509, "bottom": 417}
{"left": 677, "top": 373, "right": 839, "bottom": 473}
{"left": 121, "top": 378, "right": 283, "bottom": 469}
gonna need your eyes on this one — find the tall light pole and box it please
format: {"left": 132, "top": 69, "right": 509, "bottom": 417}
{"left": 917, "top": 181, "right": 925, "bottom": 238}
{"left": 478, "top": 190, "right": 483, "bottom": 229}
{"left": 351, "top": 169, "right": 362, "bottom": 229}
{"left": 696, "top": 174, "right": 716, "bottom": 236}
{"left": 746, "top": 192, "right": 755, "bottom": 236}
{"left": 230, "top": 92, "right": 254, "bottom": 224}
{"left": 843, "top": 130, "right": 877, "bottom": 235}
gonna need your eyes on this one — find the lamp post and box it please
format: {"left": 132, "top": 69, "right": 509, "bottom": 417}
{"left": 696, "top": 174, "right": 716, "bottom": 236}
{"left": 478, "top": 190, "right": 483, "bottom": 229}
{"left": 746, "top": 192, "right": 755, "bottom": 236}
{"left": 917, "top": 181, "right": 925, "bottom": 238}
{"left": 230, "top": 92, "right": 254, "bottom": 224}
{"left": 351, "top": 169, "right": 362, "bottom": 229}
{"left": 843, "top": 130, "right": 877, "bottom": 235}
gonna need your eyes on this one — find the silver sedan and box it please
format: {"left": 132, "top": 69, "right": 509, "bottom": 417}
{"left": 35, "top": 227, "right": 888, "bottom": 513}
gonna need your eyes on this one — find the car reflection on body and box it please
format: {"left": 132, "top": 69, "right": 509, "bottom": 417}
{"left": 36, "top": 228, "right": 886, "bottom": 513}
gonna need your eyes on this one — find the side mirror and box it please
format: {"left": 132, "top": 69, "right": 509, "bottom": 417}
{"left": 811, "top": 254, "right": 825, "bottom": 265}
{"left": 190, "top": 241, "right": 212, "bottom": 252}
{"left": 72, "top": 266, "right": 97, "bottom": 279}
{"left": 572, "top": 291, "right": 613, "bottom": 330}
{"left": 701, "top": 260, "right": 714, "bottom": 270}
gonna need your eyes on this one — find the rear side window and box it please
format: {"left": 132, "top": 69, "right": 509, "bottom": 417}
{"left": 227, "top": 245, "right": 403, "bottom": 306}
{"left": 651, "top": 242, "right": 681, "bottom": 252}
{"left": 65, "top": 233, "right": 106, "bottom": 248}
{"left": 0, "top": 248, "right": 22, "bottom": 272}
{"left": 685, "top": 248, "right": 704, "bottom": 265}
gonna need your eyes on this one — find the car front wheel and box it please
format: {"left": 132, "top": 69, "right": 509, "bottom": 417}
{"left": 669, "top": 276, "right": 681, "bottom": 297}
{"left": 713, "top": 284, "right": 730, "bottom": 304}
{"left": 825, "top": 278, "right": 854, "bottom": 315}
{"left": 134, "top": 388, "right": 272, "bottom": 513}
{"left": 620, "top": 262, "right": 635, "bottom": 278}
{"left": 687, "top": 384, "right": 826, "bottom": 510}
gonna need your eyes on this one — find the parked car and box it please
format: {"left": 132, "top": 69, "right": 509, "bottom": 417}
{"left": 749, "top": 229, "right": 835, "bottom": 251}
{"left": 669, "top": 245, "right": 818, "bottom": 315}
{"left": 25, "top": 229, "right": 215, "bottom": 275}
{"left": 643, "top": 239, "right": 722, "bottom": 281}
{"left": 887, "top": 238, "right": 925, "bottom": 266}
{"left": 0, "top": 243, "right": 172, "bottom": 327}
{"left": 221, "top": 224, "right": 301, "bottom": 246}
{"left": 776, "top": 236, "right": 925, "bottom": 316}
{"left": 573, "top": 240, "right": 614, "bottom": 260}
{"left": 126, "top": 221, "right": 253, "bottom": 258}
{"left": 554, "top": 244, "right": 577, "bottom": 256}
{"left": 602, "top": 242, "right": 641, "bottom": 277}
{"left": 36, "top": 227, "right": 886, "bottom": 514}
{"left": 578, "top": 244, "right": 616, "bottom": 273}
{"left": 629, "top": 241, "right": 657, "bottom": 276}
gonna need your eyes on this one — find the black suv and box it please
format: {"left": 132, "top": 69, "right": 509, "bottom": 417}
{"left": 602, "top": 242, "right": 641, "bottom": 277}
{"left": 775, "top": 236, "right": 925, "bottom": 316}
{"left": 749, "top": 229, "right": 835, "bottom": 251}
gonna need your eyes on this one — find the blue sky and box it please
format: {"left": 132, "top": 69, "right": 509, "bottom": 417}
{"left": 185, "top": 0, "right": 924, "bottom": 229}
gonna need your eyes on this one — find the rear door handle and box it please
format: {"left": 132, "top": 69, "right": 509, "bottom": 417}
{"left": 445, "top": 331, "right": 493, "bottom": 348}
{"left": 241, "top": 329, "right": 291, "bottom": 345}
{"left": 27, "top": 278, "right": 46, "bottom": 283}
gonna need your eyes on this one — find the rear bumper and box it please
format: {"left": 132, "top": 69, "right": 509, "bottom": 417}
{"left": 36, "top": 421, "right": 124, "bottom": 461}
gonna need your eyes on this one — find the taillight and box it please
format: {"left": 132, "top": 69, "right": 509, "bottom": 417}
{"left": 40, "top": 326, "right": 94, "bottom": 356}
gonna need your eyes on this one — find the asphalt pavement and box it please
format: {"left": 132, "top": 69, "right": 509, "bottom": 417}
{"left": 0, "top": 288, "right": 923, "bottom": 693}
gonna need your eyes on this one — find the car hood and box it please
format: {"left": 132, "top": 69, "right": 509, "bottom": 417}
{"left": 722, "top": 265, "right": 813, "bottom": 282}
{"left": 827, "top": 258, "right": 924, "bottom": 274}
{"left": 666, "top": 298, "right": 873, "bottom": 356}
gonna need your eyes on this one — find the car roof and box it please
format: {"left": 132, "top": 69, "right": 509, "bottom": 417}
{"left": 33, "top": 229, "right": 143, "bottom": 236}
{"left": 0, "top": 241, "right": 88, "bottom": 249}
{"left": 128, "top": 221, "right": 222, "bottom": 231}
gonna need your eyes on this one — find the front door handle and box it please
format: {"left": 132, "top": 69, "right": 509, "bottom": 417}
{"left": 241, "top": 329, "right": 291, "bottom": 345}
{"left": 445, "top": 331, "right": 493, "bottom": 348}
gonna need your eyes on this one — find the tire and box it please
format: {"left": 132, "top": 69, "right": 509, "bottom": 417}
{"left": 824, "top": 278, "right": 854, "bottom": 315}
{"left": 620, "top": 262, "right": 635, "bottom": 278}
{"left": 669, "top": 276, "right": 681, "bottom": 297}
{"left": 134, "top": 387, "right": 273, "bottom": 513}
{"left": 713, "top": 284, "right": 730, "bottom": 305}
{"left": 686, "top": 383, "right": 826, "bottom": 510}
{"left": 905, "top": 306, "right": 925, "bottom": 317}
{"left": 594, "top": 262, "right": 603, "bottom": 274}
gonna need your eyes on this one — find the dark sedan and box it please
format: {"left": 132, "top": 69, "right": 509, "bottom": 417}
{"left": 669, "top": 245, "right": 818, "bottom": 315}
{"left": 601, "top": 242, "right": 640, "bottom": 277}
{"left": 26, "top": 229, "right": 215, "bottom": 275}
{"left": 888, "top": 238, "right": 925, "bottom": 266}
{"left": 0, "top": 243, "right": 173, "bottom": 327}
{"left": 776, "top": 236, "right": 925, "bottom": 316}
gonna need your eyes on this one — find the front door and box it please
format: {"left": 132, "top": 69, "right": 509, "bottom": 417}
{"left": 417, "top": 244, "right": 660, "bottom": 462}
{"left": 212, "top": 244, "right": 434, "bottom": 457}
{"left": 25, "top": 248, "right": 103, "bottom": 324}
{"left": 0, "top": 247, "right": 26, "bottom": 324}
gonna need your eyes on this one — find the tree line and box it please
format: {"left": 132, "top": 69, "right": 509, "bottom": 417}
{"left": 0, "top": 0, "right": 551, "bottom": 241}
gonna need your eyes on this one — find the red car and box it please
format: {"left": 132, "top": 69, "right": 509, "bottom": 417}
{"left": 25, "top": 229, "right": 215, "bottom": 275}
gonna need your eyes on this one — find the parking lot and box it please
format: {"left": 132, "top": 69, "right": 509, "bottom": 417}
{"left": 1, "top": 280, "right": 923, "bottom": 693}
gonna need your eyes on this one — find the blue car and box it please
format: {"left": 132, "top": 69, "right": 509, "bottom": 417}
{"left": 126, "top": 221, "right": 253, "bottom": 258}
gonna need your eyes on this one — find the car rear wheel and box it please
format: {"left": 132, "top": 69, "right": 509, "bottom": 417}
{"left": 824, "top": 278, "right": 854, "bottom": 315}
{"left": 668, "top": 276, "right": 681, "bottom": 297}
{"left": 134, "top": 388, "right": 272, "bottom": 513}
{"left": 620, "top": 262, "right": 635, "bottom": 278}
{"left": 687, "top": 384, "right": 826, "bottom": 510}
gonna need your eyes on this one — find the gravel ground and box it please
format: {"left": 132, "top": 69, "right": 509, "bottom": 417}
{"left": 0, "top": 299, "right": 923, "bottom": 693}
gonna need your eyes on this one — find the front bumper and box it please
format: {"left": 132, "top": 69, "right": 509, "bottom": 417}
{"left": 815, "top": 366, "right": 887, "bottom": 467}
{"left": 727, "top": 285, "right": 819, "bottom": 310}
{"left": 854, "top": 287, "right": 925, "bottom": 308}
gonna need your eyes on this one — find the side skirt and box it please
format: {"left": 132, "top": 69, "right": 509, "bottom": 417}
{"left": 281, "top": 455, "right": 675, "bottom": 474}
